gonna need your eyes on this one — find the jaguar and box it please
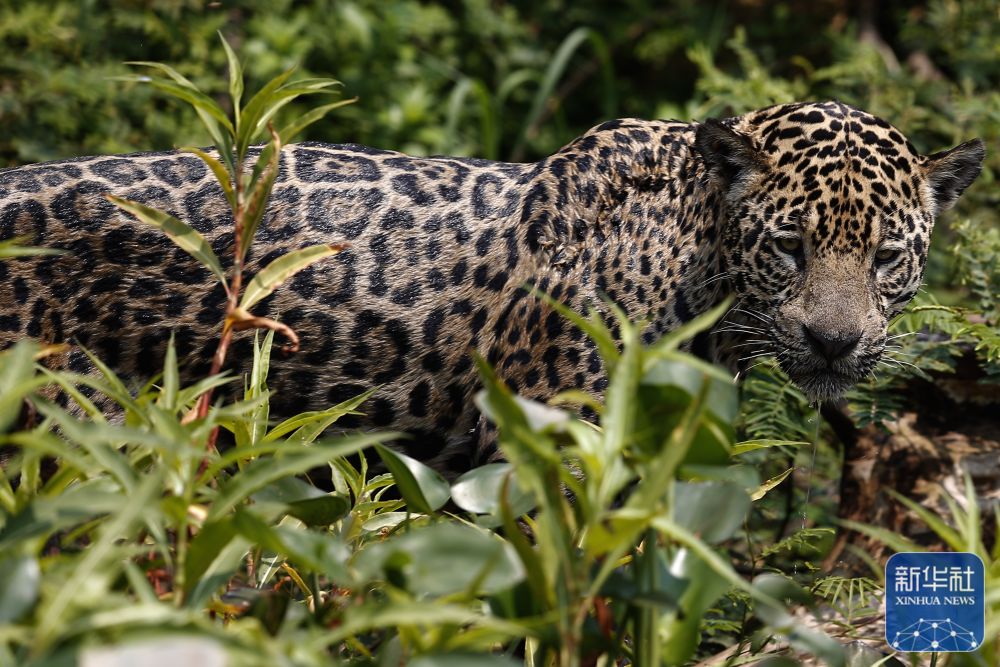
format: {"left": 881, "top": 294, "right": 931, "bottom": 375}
{"left": 0, "top": 100, "right": 984, "bottom": 473}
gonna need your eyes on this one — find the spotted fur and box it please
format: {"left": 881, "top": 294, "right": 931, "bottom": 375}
{"left": 0, "top": 101, "right": 984, "bottom": 473}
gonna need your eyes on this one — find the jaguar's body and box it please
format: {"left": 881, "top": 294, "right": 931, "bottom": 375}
{"left": 0, "top": 101, "right": 984, "bottom": 472}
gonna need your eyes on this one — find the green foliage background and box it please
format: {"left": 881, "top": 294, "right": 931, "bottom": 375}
{"left": 2, "top": 0, "right": 997, "bottom": 293}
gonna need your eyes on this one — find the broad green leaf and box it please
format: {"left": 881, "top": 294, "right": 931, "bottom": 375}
{"left": 409, "top": 655, "right": 520, "bottom": 667}
{"left": 659, "top": 548, "right": 732, "bottom": 664}
{"left": 239, "top": 244, "right": 342, "bottom": 310}
{"left": 208, "top": 433, "right": 391, "bottom": 519}
{"left": 286, "top": 495, "right": 352, "bottom": 527}
{"left": 80, "top": 638, "right": 226, "bottom": 667}
{"left": 361, "top": 512, "right": 411, "bottom": 533}
{"left": 601, "top": 319, "right": 641, "bottom": 465}
{"left": 0, "top": 340, "right": 41, "bottom": 433}
{"left": 374, "top": 444, "right": 450, "bottom": 514}
{"left": 673, "top": 481, "right": 751, "bottom": 543}
{"left": 451, "top": 464, "right": 535, "bottom": 517}
{"left": 232, "top": 509, "right": 352, "bottom": 582}
{"left": 107, "top": 196, "right": 227, "bottom": 287}
{"left": 0, "top": 554, "right": 39, "bottom": 623}
{"left": 356, "top": 523, "right": 525, "bottom": 596}
{"left": 184, "top": 518, "right": 251, "bottom": 608}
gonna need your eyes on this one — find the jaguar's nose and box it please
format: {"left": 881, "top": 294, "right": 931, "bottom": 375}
{"left": 802, "top": 324, "right": 862, "bottom": 363}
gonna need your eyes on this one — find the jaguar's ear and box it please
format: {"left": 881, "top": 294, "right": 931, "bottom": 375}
{"left": 924, "top": 138, "right": 985, "bottom": 215}
{"left": 694, "top": 118, "right": 763, "bottom": 185}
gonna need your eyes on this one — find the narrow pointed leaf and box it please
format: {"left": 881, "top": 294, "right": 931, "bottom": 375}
{"left": 107, "top": 196, "right": 227, "bottom": 288}
{"left": 236, "top": 68, "right": 296, "bottom": 160}
{"left": 239, "top": 244, "right": 343, "bottom": 310}
{"left": 240, "top": 132, "right": 283, "bottom": 256}
{"left": 219, "top": 32, "right": 243, "bottom": 117}
{"left": 277, "top": 97, "right": 357, "bottom": 144}
{"left": 182, "top": 147, "right": 236, "bottom": 208}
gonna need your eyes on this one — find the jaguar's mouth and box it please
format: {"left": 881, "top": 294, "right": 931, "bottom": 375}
{"left": 786, "top": 367, "right": 858, "bottom": 401}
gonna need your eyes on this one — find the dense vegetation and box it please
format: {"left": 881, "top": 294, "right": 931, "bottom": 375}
{"left": 0, "top": 1, "right": 997, "bottom": 665}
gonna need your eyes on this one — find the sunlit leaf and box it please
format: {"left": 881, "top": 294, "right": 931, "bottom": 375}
{"left": 107, "top": 196, "right": 227, "bottom": 287}
{"left": 0, "top": 554, "right": 39, "bottom": 623}
{"left": 450, "top": 463, "right": 535, "bottom": 517}
{"left": 239, "top": 244, "right": 343, "bottom": 310}
{"left": 375, "top": 444, "right": 450, "bottom": 514}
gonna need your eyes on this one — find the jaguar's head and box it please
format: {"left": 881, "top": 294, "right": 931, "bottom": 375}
{"left": 695, "top": 101, "right": 985, "bottom": 400}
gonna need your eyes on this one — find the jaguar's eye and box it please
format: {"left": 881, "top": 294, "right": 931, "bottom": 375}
{"left": 874, "top": 247, "right": 902, "bottom": 265}
{"left": 774, "top": 235, "right": 803, "bottom": 255}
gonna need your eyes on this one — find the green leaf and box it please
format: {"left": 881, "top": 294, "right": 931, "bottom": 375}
{"left": 646, "top": 296, "right": 733, "bottom": 360}
{"left": 374, "top": 444, "right": 450, "bottom": 514}
{"left": 0, "top": 340, "right": 42, "bottom": 433}
{"left": 107, "top": 196, "right": 227, "bottom": 288}
{"left": 157, "top": 334, "right": 179, "bottom": 411}
{"left": 838, "top": 519, "right": 922, "bottom": 554}
{"left": 286, "top": 495, "right": 352, "bottom": 527}
{"left": 241, "top": 132, "right": 283, "bottom": 257}
{"left": 886, "top": 488, "right": 966, "bottom": 551}
{"left": 0, "top": 478, "right": 126, "bottom": 548}
{"left": 208, "top": 434, "right": 391, "bottom": 519}
{"left": 277, "top": 97, "right": 357, "bottom": 144}
{"left": 529, "top": 287, "right": 619, "bottom": 371}
{"left": 732, "top": 439, "right": 807, "bottom": 455}
{"left": 120, "top": 62, "right": 235, "bottom": 172}
{"left": 659, "top": 547, "right": 733, "bottom": 664}
{"left": 0, "top": 237, "right": 64, "bottom": 258}
{"left": 239, "top": 244, "right": 343, "bottom": 310}
{"left": 184, "top": 517, "right": 250, "bottom": 608}
{"left": 450, "top": 463, "right": 536, "bottom": 517}
{"left": 234, "top": 67, "right": 304, "bottom": 161}
{"left": 232, "top": 509, "right": 352, "bottom": 582}
{"left": 182, "top": 147, "right": 236, "bottom": 208}
{"left": 751, "top": 467, "right": 794, "bottom": 501}
{"left": 219, "top": 32, "right": 243, "bottom": 118}
{"left": 673, "top": 481, "right": 751, "bottom": 543}
{"left": 409, "top": 655, "right": 521, "bottom": 667}
{"left": 356, "top": 523, "right": 525, "bottom": 596}
{"left": 513, "top": 27, "right": 615, "bottom": 159}
{"left": 0, "top": 554, "right": 39, "bottom": 623}
{"left": 263, "top": 386, "right": 376, "bottom": 443}
{"left": 123, "top": 76, "right": 234, "bottom": 133}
